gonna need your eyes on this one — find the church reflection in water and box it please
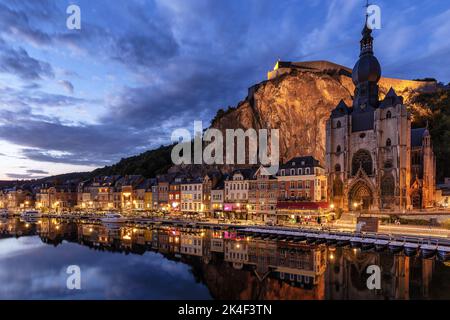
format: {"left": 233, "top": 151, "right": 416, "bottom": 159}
{"left": 1, "top": 217, "right": 449, "bottom": 300}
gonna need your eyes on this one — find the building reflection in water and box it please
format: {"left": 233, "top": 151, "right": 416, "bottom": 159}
{"left": 0, "top": 217, "right": 448, "bottom": 300}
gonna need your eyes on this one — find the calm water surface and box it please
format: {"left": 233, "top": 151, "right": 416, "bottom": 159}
{"left": 0, "top": 217, "right": 449, "bottom": 300}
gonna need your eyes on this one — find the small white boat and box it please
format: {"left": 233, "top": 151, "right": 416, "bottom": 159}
{"left": 21, "top": 210, "right": 42, "bottom": 218}
{"left": 101, "top": 213, "right": 127, "bottom": 224}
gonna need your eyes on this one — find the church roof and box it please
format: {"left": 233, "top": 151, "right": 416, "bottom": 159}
{"left": 380, "top": 87, "right": 404, "bottom": 108}
{"left": 331, "top": 100, "right": 352, "bottom": 118}
{"left": 411, "top": 128, "right": 427, "bottom": 147}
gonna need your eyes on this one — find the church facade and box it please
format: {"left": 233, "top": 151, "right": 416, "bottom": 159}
{"left": 326, "top": 20, "right": 436, "bottom": 212}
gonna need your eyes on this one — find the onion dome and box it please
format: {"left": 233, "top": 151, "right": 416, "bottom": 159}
{"left": 352, "top": 23, "right": 381, "bottom": 85}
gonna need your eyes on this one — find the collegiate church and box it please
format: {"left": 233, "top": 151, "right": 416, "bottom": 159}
{"left": 326, "top": 18, "right": 436, "bottom": 211}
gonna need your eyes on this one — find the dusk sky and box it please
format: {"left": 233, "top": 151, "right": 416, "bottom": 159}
{"left": 0, "top": 0, "right": 449, "bottom": 180}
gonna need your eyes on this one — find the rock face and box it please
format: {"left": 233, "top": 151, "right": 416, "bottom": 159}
{"left": 211, "top": 61, "right": 436, "bottom": 166}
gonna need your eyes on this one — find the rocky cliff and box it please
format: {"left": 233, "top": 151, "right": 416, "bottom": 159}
{"left": 211, "top": 61, "right": 437, "bottom": 165}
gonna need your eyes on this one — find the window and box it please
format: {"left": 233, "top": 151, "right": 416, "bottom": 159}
{"left": 333, "top": 179, "right": 344, "bottom": 197}
{"left": 336, "top": 121, "right": 341, "bottom": 128}
{"left": 386, "top": 111, "right": 392, "bottom": 119}
{"left": 386, "top": 138, "right": 392, "bottom": 147}
{"left": 352, "top": 149, "right": 373, "bottom": 176}
{"left": 290, "top": 169, "right": 295, "bottom": 176}
{"left": 337, "top": 145, "right": 342, "bottom": 153}
{"left": 381, "top": 175, "right": 395, "bottom": 197}
{"left": 305, "top": 168, "right": 310, "bottom": 175}
{"left": 335, "top": 164, "right": 341, "bottom": 172}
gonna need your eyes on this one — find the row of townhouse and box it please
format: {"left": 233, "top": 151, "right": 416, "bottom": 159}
{"left": 169, "top": 156, "right": 328, "bottom": 222}
{"left": 0, "top": 156, "right": 328, "bottom": 218}
{"left": 76, "top": 175, "right": 157, "bottom": 212}
{"left": 0, "top": 187, "right": 35, "bottom": 211}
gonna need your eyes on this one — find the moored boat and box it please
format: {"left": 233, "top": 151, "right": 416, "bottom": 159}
{"left": 437, "top": 246, "right": 450, "bottom": 261}
{"left": 375, "top": 239, "right": 389, "bottom": 252}
{"left": 388, "top": 241, "right": 404, "bottom": 254}
{"left": 325, "top": 234, "right": 338, "bottom": 246}
{"left": 350, "top": 237, "right": 363, "bottom": 248}
{"left": 404, "top": 242, "right": 419, "bottom": 257}
{"left": 420, "top": 244, "right": 437, "bottom": 259}
{"left": 101, "top": 213, "right": 127, "bottom": 224}
{"left": 336, "top": 236, "right": 351, "bottom": 247}
{"left": 361, "top": 238, "right": 376, "bottom": 251}
{"left": 21, "top": 210, "right": 42, "bottom": 218}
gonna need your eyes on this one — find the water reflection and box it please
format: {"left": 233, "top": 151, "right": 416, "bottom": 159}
{"left": 0, "top": 217, "right": 449, "bottom": 300}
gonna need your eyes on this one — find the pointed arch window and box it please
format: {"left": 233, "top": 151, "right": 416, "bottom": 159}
{"left": 337, "top": 145, "right": 342, "bottom": 153}
{"left": 335, "top": 164, "right": 341, "bottom": 172}
{"left": 352, "top": 149, "right": 373, "bottom": 176}
{"left": 386, "top": 138, "right": 392, "bottom": 147}
{"left": 336, "top": 121, "right": 342, "bottom": 128}
{"left": 386, "top": 111, "right": 392, "bottom": 119}
{"left": 381, "top": 175, "right": 395, "bottom": 197}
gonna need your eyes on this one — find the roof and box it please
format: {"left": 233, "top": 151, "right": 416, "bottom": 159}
{"left": 411, "top": 128, "right": 426, "bottom": 147}
{"left": 331, "top": 100, "right": 352, "bottom": 118}
{"left": 280, "top": 156, "right": 322, "bottom": 170}
{"left": 380, "top": 88, "right": 403, "bottom": 109}
{"left": 212, "top": 174, "right": 228, "bottom": 190}
{"left": 228, "top": 168, "right": 256, "bottom": 180}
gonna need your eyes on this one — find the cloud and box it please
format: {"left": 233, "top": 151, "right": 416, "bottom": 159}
{"left": 0, "top": 0, "right": 449, "bottom": 173}
{"left": 0, "top": 86, "right": 91, "bottom": 109}
{"left": 58, "top": 80, "right": 74, "bottom": 94}
{"left": 5, "top": 173, "right": 46, "bottom": 180}
{"left": 0, "top": 40, "right": 54, "bottom": 80}
{"left": 0, "top": 109, "right": 152, "bottom": 166}
{"left": 26, "top": 169, "right": 49, "bottom": 175}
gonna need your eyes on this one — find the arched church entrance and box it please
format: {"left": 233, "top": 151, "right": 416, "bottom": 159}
{"left": 349, "top": 181, "right": 373, "bottom": 210}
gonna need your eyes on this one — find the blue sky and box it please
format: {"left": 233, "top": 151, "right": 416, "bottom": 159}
{"left": 0, "top": 0, "right": 449, "bottom": 180}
